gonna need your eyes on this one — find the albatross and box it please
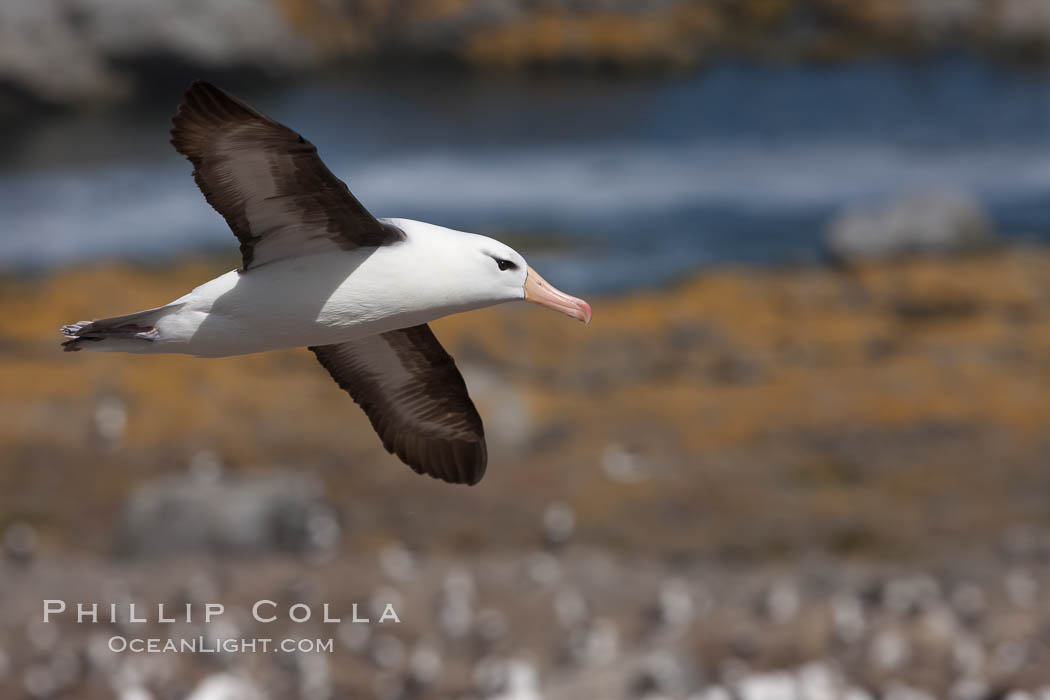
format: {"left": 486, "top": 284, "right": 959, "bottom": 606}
{"left": 60, "top": 80, "right": 591, "bottom": 486}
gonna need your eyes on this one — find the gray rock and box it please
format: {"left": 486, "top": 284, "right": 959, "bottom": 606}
{"left": 0, "top": 0, "right": 308, "bottom": 103}
{"left": 116, "top": 469, "right": 338, "bottom": 557}
{"left": 912, "top": 0, "right": 981, "bottom": 41}
{"left": 0, "top": 0, "right": 122, "bottom": 103}
{"left": 992, "top": 0, "right": 1050, "bottom": 43}
{"left": 4, "top": 521, "right": 37, "bottom": 563}
{"left": 826, "top": 191, "right": 995, "bottom": 262}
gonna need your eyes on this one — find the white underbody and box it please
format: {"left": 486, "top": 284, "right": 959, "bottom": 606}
{"left": 90, "top": 220, "right": 526, "bottom": 357}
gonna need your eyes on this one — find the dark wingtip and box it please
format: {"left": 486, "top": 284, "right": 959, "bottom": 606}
{"left": 397, "top": 438, "right": 486, "bottom": 486}
{"left": 434, "top": 439, "right": 487, "bottom": 486}
{"left": 170, "top": 79, "right": 271, "bottom": 159}
{"left": 461, "top": 440, "right": 487, "bottom": 486}
{"left": 170, "top": 80, "right": 226, "bottom": 154}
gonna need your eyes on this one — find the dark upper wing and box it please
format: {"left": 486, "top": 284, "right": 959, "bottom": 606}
{"left": 170, "top": 80, "right": 401, "bottom": 270}
{"left": 310, "top": 325, "right": 487, "bottom": 485}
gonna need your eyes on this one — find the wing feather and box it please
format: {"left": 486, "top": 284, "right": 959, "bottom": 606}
{"left": 170, "top": 80, "right": 401, "bottom": 270}
{"left": 310, "top": 325, "right": 487, "bottom": 485}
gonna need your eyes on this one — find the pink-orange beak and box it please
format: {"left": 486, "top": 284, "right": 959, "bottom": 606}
{"left": 524, "top": 266, "right": 592, "bottom": 324}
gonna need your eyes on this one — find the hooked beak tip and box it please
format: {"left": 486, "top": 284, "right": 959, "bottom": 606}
{"left": 524, "top": 266, "right": 592, "bottom": 325}
{"left": 578, "top": 300, "right": 593, "bottom": 325}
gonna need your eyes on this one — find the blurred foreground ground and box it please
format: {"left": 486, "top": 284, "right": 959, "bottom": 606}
{"left": 3, "top": 249, "right": 1050, "bottom": 698}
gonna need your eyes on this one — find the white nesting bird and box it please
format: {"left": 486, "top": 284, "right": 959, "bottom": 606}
{"left": 185, "top": 673, "right": 266, "bottom": 700}
{"left": 61, "top": 81, "right": 592, "bottom": 485}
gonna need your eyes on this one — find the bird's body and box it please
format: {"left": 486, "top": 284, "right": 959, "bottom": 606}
{"left": 61, "top": 81, "right": 591, "bottom": 485}
{"left": 90, "top": 219, "right": 521, "bottom": 357}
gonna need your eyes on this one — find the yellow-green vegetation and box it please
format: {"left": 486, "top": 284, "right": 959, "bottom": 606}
{"left": 268, "top": 0, "right": 1050, "bottom": 71}
{"left": 3, "top": 249, "right": 1050, "bottom": 559}
{"left": 460, "top": 5, "right": 721, "bottom": 70}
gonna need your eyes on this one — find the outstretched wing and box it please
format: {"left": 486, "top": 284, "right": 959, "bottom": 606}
{"left": 310, "top": 325, "right": 487, "bottom": 485}
{"left": 170, "top": 80, "right": 401, "bottom": 270}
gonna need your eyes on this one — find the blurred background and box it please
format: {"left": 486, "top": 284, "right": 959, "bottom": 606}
{"left": 5, "top": 1, "right": 1050, "bottom": 698}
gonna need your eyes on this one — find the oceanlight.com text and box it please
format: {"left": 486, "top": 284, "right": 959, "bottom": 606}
{"left": 108, "top": 636, "right": 335, "bottom": 654}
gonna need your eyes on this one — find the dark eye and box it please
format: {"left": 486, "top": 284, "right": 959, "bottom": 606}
{"left": 495, "top": 258, "right": 517, "bottom": 272}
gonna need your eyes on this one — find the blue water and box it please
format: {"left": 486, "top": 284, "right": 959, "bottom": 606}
{"left": 4, "top": 56, "right": 1050, "bottom": 291}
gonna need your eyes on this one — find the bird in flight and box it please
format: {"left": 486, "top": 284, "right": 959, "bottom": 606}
{"left": 61, "top": 81, "right": 591, "bottom": 486}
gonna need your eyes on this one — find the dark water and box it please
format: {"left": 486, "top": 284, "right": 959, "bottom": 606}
{"left": 5, "top": 56, "right": 1050, "bottom": 291}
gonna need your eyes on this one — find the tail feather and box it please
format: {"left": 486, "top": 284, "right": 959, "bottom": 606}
{"left": 60, "top": 305, "right": 173, "bottom": 352}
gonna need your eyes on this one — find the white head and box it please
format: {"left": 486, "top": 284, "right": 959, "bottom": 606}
{"left": 387, "top": 218, "right": 592, "bottom": 323}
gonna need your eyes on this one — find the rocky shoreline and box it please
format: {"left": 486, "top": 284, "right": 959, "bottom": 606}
{"left": 6, "top": 0, "right": 1050, "bottom": 106}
